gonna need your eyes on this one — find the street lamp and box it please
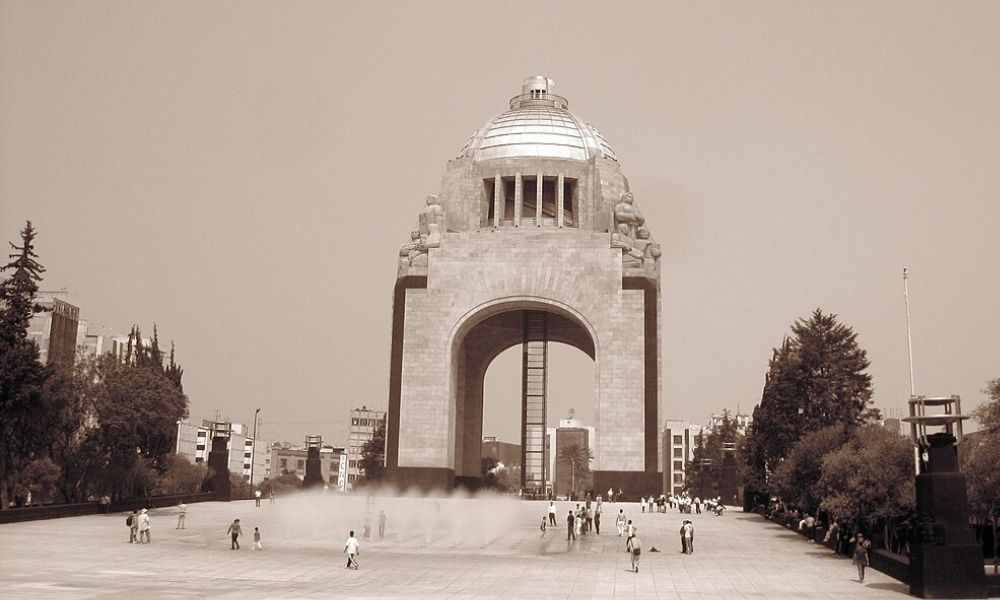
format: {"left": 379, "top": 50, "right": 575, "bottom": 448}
{"left": 901, "top": 395, "right": 985, "bottom": 598}
{"left": 249, "top": 408, "right": 260, "bottom": 488}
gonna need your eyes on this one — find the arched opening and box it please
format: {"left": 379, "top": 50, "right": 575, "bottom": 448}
{"left": 482, "top": 343, "right": 596, "bottom": 496}
{"left": 449, "top": 302, "right": 597, "bottom": 493}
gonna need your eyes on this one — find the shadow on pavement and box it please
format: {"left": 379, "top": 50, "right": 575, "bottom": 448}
{"left": 865, "top": 582, "right": 909, "bottom": 595}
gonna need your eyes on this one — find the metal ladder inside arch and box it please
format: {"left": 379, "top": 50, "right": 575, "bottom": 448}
{"left": 521, "top": 310, "right": 548, "bottom": 496}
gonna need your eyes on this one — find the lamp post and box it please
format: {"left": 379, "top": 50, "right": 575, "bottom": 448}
{"left": 902, "top": 395, "right": 986, "bottom": 598}
{"left": 249, "top": 408, "right": 260, "bottom": 489}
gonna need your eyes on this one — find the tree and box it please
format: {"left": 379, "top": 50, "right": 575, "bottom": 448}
{"left": 770, "top": 424, "right": 848, "bottom": 514}
{"left": 817, "top": 425, "right": 914, "bottom": 531}
{"left": 557, "top": 444, "right": 593, "bottom": 499}
{"left": 748, "top": 309, "right": 874, "bottom": 483}
{"left": 0, "top": 221, "right": 51, "bottom": 508}
{"left": 91, "top": 358, "right": 188, "bottom": 500}
{"left": 685, "top": 411, "right": 744, "bottom": 498}
{"left": 154, "top": 454, "right": 208, "bottom": 496}
{"left": 356, "top": 422, "right": 386, "bottom": 487}
{"left": 964, "top": 378, "right": 1000, "bottom": 568}
{"left": 973, "top": 378, "right": 1000, "bottom": 434}
{"left": 963, "top": 433, "right": 1000, "bottom": 568}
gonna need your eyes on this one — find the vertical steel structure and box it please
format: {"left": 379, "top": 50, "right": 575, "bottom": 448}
{"left": 521, "top": 311, "right": 548, "bottom": 492}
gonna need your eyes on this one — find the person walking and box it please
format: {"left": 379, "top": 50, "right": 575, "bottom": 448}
{"left": 547, "top": 501, "right": 557, "bottom": 526}
{"left": 566, "top": 510, "right": 576, "bottom": 541}
{"left": 344, "top": 530, "right": 360, "bottom": 569}
{"left": 630, "top": 534, "right": 642, "bottom": 573}
{"left": 594, "top": 505, "right": 602, "bottom": 535}
{"left": 127, "top": 510, "right": 139, "bottom": 543}
{"left": 254, "top": 489, "right": 262, "bottom": 507}
{"left": 585, "top": 506, "right": 593, "bottom": 533}
{"left": 853, "top": 533, "right": 871, "bottom": 582}
{"left": 540, "top": 516, "right": 547, "bottom": 537}
{"left": 616, "top": 509, "right": 626, "bottom": 536}
{"left": 269, "top": 489, "right": 275, "bottom": 505}
{"left": 138, "top": 508, "right": 151, "bottom": 544}
{"left": 176, "top": 501, "right": 187, "bottom": 529}
{"left": 682, "top": 520, "right": 695, "bottom": 554}
{"left": 253, "top": 527, "right": 263, "bottom": 550}
{"left": 227, "top": 518, "right": 242, "bottom": 550}
{"left": 378, "top": 510, "right": 387, "bottom": 538}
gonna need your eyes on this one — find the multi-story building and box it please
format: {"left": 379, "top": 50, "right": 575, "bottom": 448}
{"left": 270, "top": 443, "right": 346, "bottom": 489}
{"left": 345, "top": 406, "right": 386, "bottom": 489}
{"left": 175, "top": 419, "right": 271, "bottom": 486}
{"left": 707, "top": 411, "right": 753, "bottom": 436}
{"left": 481, "top": 436, "right": 521, "bottom": 469}
{"left": 662, "top": 420, "right": 702, "bottom": 496}
{"left": 76, "top": 320, "right": 117, "bottom": 361}
{"left": 27, "top": 290, "right": 80, "bottom": 368}
{"left": 546, "top": 414, "right": 595, "bottom": 499}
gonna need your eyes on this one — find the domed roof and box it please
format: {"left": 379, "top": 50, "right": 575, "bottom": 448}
{"left": 459, "top": 76, "right": 617, "bottom": 162}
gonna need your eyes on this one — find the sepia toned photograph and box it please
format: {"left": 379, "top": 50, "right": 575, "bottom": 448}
{"left": 1, "top": 2, "right": 998, "bottom": 598}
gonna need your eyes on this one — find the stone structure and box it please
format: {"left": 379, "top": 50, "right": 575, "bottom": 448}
{"left": 386, "top": 76, "right": 662, "bottom": 494}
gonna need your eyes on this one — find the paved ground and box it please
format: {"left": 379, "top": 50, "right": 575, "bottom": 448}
{"left": 0, "top": 494, "right": 910, "bottom": 599}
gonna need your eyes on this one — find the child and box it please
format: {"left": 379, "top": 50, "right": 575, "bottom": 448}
{"left": 253, "top": 527, "right": 262, "bottom": 550}
{"left": 540, "top": 515, "right": 547, "bottom": 536}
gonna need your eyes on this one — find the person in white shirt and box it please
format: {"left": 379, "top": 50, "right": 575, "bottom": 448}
{"left": 176, "top": 502, "right": 187, "bottom": 529}
{"left": 138, "top": 508, "right": 151, "bottom": 544}
{"left": 547, "top": 501, "right": 557, "bottom": 526}
{"left": 616, "top": 509, "right": 627, "bottom": 536}
{"left": 344, "top": 530, "right": 360, "bottom": 569}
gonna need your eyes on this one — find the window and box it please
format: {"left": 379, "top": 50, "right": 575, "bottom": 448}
{"left": 673, "top": 435, "right": 682, "bottom": 445}
{"left": 280, "top": 459, "right": 287, "bottom": 470}
{"left": 673, "top": 461, "right": 683, "bottom": 471}
{"left": 297, "top": 459, "right": 304, "bottom": 470}
{"left": 673, "top": 473, "right": 683, "bottom": 483}
{"left": 673, "top": 448, "right": 683, "bottom": 458}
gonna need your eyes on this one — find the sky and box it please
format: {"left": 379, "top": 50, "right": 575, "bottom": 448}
{"left": 2, "top": 1, "right": 998, "bottom": 447}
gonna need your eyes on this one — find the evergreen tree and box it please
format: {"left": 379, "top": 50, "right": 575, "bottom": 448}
{"left": 748, "top": 309, "right": 874, "bottom": 482}
{"left": 357, "top": 422, "right": 386, "bottom": 486}
{"left": 0, "top": 222, "right": 52, "bottom": 508}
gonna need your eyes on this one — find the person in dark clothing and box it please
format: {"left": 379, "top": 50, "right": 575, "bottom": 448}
{"left": 566, "top": 511, "right": 576, "bottom": 541}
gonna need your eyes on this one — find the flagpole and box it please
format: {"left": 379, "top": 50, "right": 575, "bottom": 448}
{"left": 903, "top": 268, "right": 915, "bottom": 397}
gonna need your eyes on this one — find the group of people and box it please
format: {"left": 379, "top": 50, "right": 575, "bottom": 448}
{"left": 636, "top": 493, "right": 726, "bottom": 516}
{"left": 125, "top": 508, "right": 152, "bottom": 544}
{"left": 555, "top": 496, "right": 606, "bottom": 539}
{"left": 767, "top": 501, "right": 874, "bottom": 584}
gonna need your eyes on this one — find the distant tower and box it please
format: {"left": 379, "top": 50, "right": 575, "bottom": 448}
{"left": 386, "top": 77, "right": 663, "bottom": 494}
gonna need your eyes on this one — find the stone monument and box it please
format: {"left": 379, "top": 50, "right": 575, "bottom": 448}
{"left": 386, "top": 76, "right": 663, "bottom": 494}
{"left": 202, "top": 421, "right": 232, "bottom": 501}
{"left": 303, "top": 435, "right": 324, "bottom": 488}
{"left": 903, "top": 395, "right": 987, "bottom": 599}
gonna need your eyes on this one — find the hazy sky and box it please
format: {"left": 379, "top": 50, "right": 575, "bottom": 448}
{"left": 2, "top": 1, "right": 998, "bottom": 447}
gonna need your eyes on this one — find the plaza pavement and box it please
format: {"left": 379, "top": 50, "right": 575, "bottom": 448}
{"left": 0, "top": 495, "right": 910, "bottom": 600}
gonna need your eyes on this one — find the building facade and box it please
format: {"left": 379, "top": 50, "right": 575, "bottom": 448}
{"left": 270, "top": 444, "right": 346, "bottom": 489}
{"left": 546, "top": 416, "right": 595, "bottom": 499}
{"left": 481, "top": 436, "right": 521, "bottom": 469}
{"left": 386, "top": 76, "right": 663, "bottom": 493}
{"left": 175, "top": 419, "right": 271, "bottom": 486}
{"left": 662, "top": 420, "right": 702, "bottom": 496}
{"left": 27, "top": 290, "right": 80, "bottom": 368}
{"left": 346, "top": 406, "right": 386, "bottom": 489}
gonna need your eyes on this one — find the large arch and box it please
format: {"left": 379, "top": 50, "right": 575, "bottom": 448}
{"left": 448, "top": 298, "right": 598, "bottom": 489}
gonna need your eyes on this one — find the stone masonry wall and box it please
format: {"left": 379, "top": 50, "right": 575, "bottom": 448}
{"left": 397, "top": 229, "right": 649, "bottom": 472}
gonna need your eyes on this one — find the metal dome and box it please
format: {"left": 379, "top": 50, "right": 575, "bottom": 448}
{"left": 459, "top": 76, "right": 617, "bottom": 162}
